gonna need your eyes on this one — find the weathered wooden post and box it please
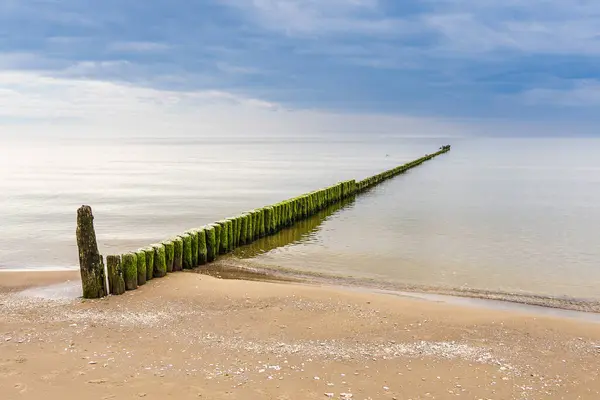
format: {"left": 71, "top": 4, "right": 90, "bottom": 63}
{"left": 205, "top": 225, "right": 217, "bottom": 262}
{"left": 172, "top": 237, "right": 183, "bottom": 271}
{"left": 152, "top": 243, "right": 167, "bottom": 277}
{"left": 122, "top": 252, "right": 138, "bottom": 291}
{"left": 188, "top": 230, "right": 199, "bottom": 266}
{"left": 180, "top": 233, "right": 193, "bottom": 269}
{"left": 144, "top": 247, "right": 155, "bottom": 280}
{"left": 163, "top": 240, "right": 175, "bottom": 272}
{"left": 76, "top": 205, "right": 107, "bottom": 299}
{"left": 106, "top": 255, "right": 125, "bottom": 295}
{"left": 198, "top": 228, "right": 207, "bottom": 265}
{"left": 135, "top": 250, "right": 147, "bottom": 286}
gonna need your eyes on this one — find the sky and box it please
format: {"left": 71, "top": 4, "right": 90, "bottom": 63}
{"left": 1, "top": 0, "right": 599, "bottom": 137}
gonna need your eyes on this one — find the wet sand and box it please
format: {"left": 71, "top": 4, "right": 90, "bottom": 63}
{"left": 1, "top": 270, "right": 600, "bottom": 399}
{"left": 0, "top": 270, "right": 80, "bottom": 293}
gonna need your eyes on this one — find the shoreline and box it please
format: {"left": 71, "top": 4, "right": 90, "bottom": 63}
{"left": 2, "top": 268, "right": 600, "bottom": 399}
{"left": 3, "top": 259, "right": 599, "bottom": 320}
{"left": 200, "top": 258, "right": 600, "bottom": 314}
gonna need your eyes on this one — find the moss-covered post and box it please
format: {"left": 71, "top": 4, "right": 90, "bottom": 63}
{"left": 281, "top": 202, "right": 288, "bottom": 226}
{"left": 106, "top": 255, "right": 125, "bottom": 295}
{"left": 249, "top": 210, "right": 258, "bottom": 239}
{"left": 153, "top": 243, "right": 167, "bottom": 278}
{"left": 231, "top": 218, "right": 239, "bottom": 248}
{"left": 172, "top": 237, "right": 183, "bottom": 271}
{"left": 76, "top": 205, "right": 107, "bottom": 299}
{"left": 135, "top": 250, "right": 146, "bottom": 286}
{"left": 189, "top": 230, "right": 199, "bottom": 266}
{"left": 143, "top": 247, "right": 154, "bottom": 281}
{"left": 212, "top": 224, "right": 221, "bottom": 257}
{"left": 227, "top": 220, "right": 234, "bottom": 252}
{"left": 236, "top": 216, "right": 243, "bottom": 246}
{"left": 122, "top": 252, "right": 138, "bottom": 291}
{"left": 197, "top": 228, "right": 207, "bottom": 265}
{"left": 272, "top": 205, "right": 279, "bottom": 232}
{"left": 217, "top": 220, "right": 229, "bottom": 254}
{"left": 239, "top": 214, "right": 248, "bottom": 245}
{"left": 224, "top": 219, "right": 233, "bottom": 253}
{"left": 181, "top": 233, "right": 193, "bottom": 269}
{"left": 302, "top": 196, "right": 309, "bottom": 217}
{"left": 264, "top": 207, "right": 272, "bottom": 235}
{"left": 291, "top": 199, "right": 298, "bottom": 221}
{"left": 277, "top": 204, "right": 283, "bottom": 230}
{"left": 246, "top": 213, "right": 254, "bottom": 242}
{"left": 163, "top": 240, "right": 175, "bottom": 273}
{"left": 250, "top": 210, "right": 257, "bottom": 238}
{"left": 205, "top": 225, "right": 217, "bottom": 262}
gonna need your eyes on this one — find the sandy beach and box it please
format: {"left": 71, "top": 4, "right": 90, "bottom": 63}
{"left": 0, "top": 270, "right": 599, "bottom": 400}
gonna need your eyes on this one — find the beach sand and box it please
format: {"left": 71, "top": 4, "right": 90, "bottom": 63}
{"left": 1, "top": 270, "right": 600, "bottom": 399}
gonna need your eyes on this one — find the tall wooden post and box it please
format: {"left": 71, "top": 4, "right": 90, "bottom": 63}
{"left": 76, "top": 205, "right": 107, "bottom": 298}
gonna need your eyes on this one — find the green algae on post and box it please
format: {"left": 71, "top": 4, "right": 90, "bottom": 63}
{"left": 197, "top": 228, "right": 207, "bottom": 265}
{"left": 152, "top": 243, "right": 167, "bottom": 278}
{"left": 163, "top": 240, "right": 175, "bottom": 273}
{"left": 231, "top": 218, "right": 239, "bottom": 248}
{"left": 245, "top": 212, "right": 253, "bottom": 242}
{"left": 189, "top": 230, "right": 199, "bottom": 266}
{"left": 216, "top": 220, "right": 229, "bottom": 255}
{"left": 172, "top": 237, "right": 183, "bottom": 272}
{"left": 122, "top": 252, "right": 138, "bottom": 291}
{"left": 212, "top": 224, "right": 222, "bottom": 258}
{"left": 76, "top": 205, "right": 107, "bottom": 298}
{"left": 264, "top": 207, "right": 273, "bottom": 235}
{"left": 106, "top": 255, "right": 125, "bottom": 295}
{"left": 205, "top": 225, "right": 217, "bottom": 262}
{"left": 239, "top": 214, "right": 248, "bottom": 245}
{"left": 135, "top": 250, "right": 146, "bottom": 286}
{"left": 181, "top": 233, "right": 193, "bottom": 269}
{"left": 226, "top": 220, "right": 234, "bottom": 252}
{"left": 251, "top": 210, "right": 259, "bottom": 239}
{"left": 235, "top": 216, "right": 243, "bottom": 246}
{"left": 143, "top": 247, "right": 154, "bottom": 280}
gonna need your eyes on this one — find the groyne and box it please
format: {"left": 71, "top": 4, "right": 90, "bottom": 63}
{"left": 77, "top": 145, "right": 451, "bottom": 298}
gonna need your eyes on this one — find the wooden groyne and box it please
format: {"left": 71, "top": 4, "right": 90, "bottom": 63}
{"left": 76, "top": 145, "right": 451, "bottom": 298}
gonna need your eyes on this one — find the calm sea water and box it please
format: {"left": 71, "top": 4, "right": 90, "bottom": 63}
{"left": 1, "top": 136, "right": 599, "bottom": 300}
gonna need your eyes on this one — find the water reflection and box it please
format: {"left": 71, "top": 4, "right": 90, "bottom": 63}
{"left": 233, "top": 196, "right": 357, "bottom": 258}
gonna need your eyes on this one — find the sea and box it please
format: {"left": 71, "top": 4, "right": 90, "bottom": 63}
{"left": 1, "top": 135, "right": 599, "bottom": 303}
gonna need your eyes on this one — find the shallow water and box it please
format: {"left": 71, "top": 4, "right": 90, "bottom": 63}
{"left": 1, "top": 135, "right": 599, "bottom": 301}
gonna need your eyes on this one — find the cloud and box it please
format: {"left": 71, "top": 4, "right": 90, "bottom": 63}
{"left": 108, "top": 41, "right": 171, "bottom": 53}
{"left": 522, "top": 80, "right": 600, "bottom": 107}
{"left": 422, "top": 9, "right": 600, "bottom": 56}
{"left": 0, "top": 70, "right": 468, "bottom": 138}
{"left": 1, "top": 0, "right": 599, "bottom": 128}
{"left": 223, "top": 0, "right": 600, "bottom": 56}
{"left": 220, "top": 0, "right": 413, "bottom": 36}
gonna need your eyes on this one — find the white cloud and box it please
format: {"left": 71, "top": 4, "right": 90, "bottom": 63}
{"left": 522, "top": 80, "right": 600, "bottom": 107}
{"left": 59, "top": 60, "right": 133, "bottom": 76}
{"left": 223, "top": 0, "right": 600, "bottom": 56}
{"left": 221, "top": 0, "right": 413, "bottom": 36}
{"left": 108, "top": 41, "right": 171, "bottom": 53}
{"left": 0, "top": 70, "right": 468, "bottom": 138}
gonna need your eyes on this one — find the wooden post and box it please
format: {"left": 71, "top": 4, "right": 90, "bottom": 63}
{"left": 122, "top": 253, "right": 138, "bottom": 291}
{"left": 106, "top": 255, "right": 125, "bottom": 295}
{"left": 76, "top": 205, "right": 107, "bottom": 299}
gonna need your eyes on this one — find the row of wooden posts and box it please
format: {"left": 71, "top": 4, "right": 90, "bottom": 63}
{"left": 77, "top": 146, "right": 451, "bottom": 298}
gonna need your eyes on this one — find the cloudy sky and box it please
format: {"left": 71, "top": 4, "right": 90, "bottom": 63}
{"left": 1, "top": 0, "right": 599, "bottom": 137}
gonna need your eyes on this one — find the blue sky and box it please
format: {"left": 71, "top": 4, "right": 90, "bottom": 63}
{"left": 1, "top": 0, "right": 599, "bottom": 137}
